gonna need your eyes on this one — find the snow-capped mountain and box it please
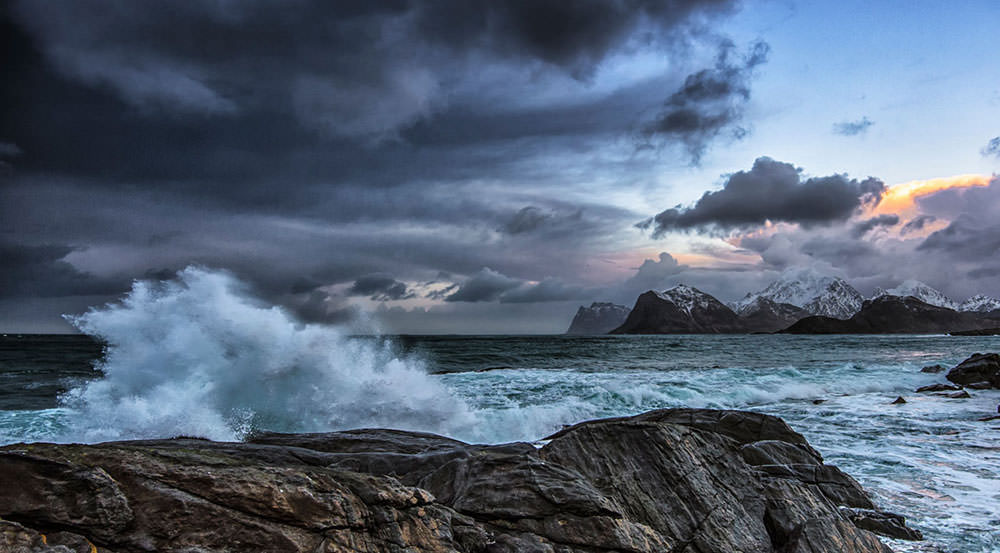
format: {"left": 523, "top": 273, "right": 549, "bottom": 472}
{"left": 652, "top": 284, "right": 718, "bottom": 316}
{"left": 612, "top": 285, "right": 745, "bottom": 334}
{"left": 871, "top": 280, "right": 957, "bottom": 310}
{"left": 735, "top": 297, "right": 811, "bottom": 333}
{"left": 566, "top": 302, "right": 631, "bottom": 334}
{"left": 958, "top": 294, "right": 1000, "bottom": 313}
{"left": 732, "top": 268, "right": 864, "bottom": 320}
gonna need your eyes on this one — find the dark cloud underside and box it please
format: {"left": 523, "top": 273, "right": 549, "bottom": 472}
{"left": 645, "top": 156, "right": 885, "bottom": 236}
{"left": 641, "top": 40, "right": 769, "bottom": 163}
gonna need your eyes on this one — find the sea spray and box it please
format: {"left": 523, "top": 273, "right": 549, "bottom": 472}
{"left": 60, "top": 267, "right": 477, "bottom": 442}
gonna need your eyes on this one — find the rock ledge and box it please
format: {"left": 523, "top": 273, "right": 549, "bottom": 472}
{"left": 0, "top": 409, "right": 918, "bottom": 552}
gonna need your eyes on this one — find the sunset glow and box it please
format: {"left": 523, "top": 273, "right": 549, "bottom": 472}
{"left": 875, "top": 174, "right": 993, "bottom": 216}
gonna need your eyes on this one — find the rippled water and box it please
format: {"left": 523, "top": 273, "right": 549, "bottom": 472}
{"left": 2, "top": 333, "right": 998, "bottom": 552}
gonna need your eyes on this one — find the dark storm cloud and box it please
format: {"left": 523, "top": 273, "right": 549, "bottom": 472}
{"left": 503, "top": 207, "right": 552, "bottom": 234}
{"left": 10, "top": 0, "right": 734, "bottom": 140}
{"left": 850, "top": 214, "right": 898, "bottom": 237}
{"left": 444, "top": 268, "right": 524, "bottom": 302}
{"left": 982, "top": 136, "right": 1000, "bottom": 158}
{"left": 918, "top": 216, "right": 1000, "bottom": 261}
{"left": 641, "top": 40, "right": 769, "bottom": 163}
{"left": 499, "top": 278, "right": 593, "bottom": 303}
{"left": 0, "top": 142, "right": 22, "bottom": 157}
{"left": 424, "top": 284, "right": 459, "bottom": 301}
{"left": 1, "top": 0, "right": 774, "bottom": 332}
{"left": 347, "top": 274, "right": 415, "bottom": 301}
{"left": 832, "top": 117, "right": 874, "bottom": 136}
{"left": 645, "top": 157, "right": 885, "bottom": 236}
{"left": 0, "top": 240, "right": 124, "bottom": 298}
{"left": 900, "top": 214, "right": 936, "bottom": 234}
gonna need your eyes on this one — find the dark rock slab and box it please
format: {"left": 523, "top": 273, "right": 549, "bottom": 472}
{"left": 915, "top": 383, "right": 963, "bottom": 393}
{"left": 946, "top": 353, "right": 1000, "bottom": 389}
{"left": 0, "top": 409, "right": 916, "bottom": 553}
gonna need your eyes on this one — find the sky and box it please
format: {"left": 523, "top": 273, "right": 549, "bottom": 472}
{"left": 2, "top": 0, "right": 999, "bottom": 334}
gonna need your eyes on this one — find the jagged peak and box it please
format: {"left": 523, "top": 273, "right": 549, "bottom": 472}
{"left": 734, "top": 267, "right": 862, "bottom": 319}
{"left": 872, "top": 280, "right": 957, "bottom": 310}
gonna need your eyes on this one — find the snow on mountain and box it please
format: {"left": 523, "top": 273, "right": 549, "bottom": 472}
{"left": 958, "top": 294, "right": 1000, "bottom": 313}
{"left": 733, "top": 268, "right": 864, "bottom": 320}
{"left": 612, "top": 284, "right": 745, "bottom": 334}
{"left": 653, "top": 284, "right": 717, "bottom": 316}
{"left": 872, "top": 280, "right": 957, "bottom": 310}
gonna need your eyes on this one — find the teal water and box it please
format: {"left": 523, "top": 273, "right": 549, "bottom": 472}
{"left": 2, "top": 333, "right": 998, "bottom": 552}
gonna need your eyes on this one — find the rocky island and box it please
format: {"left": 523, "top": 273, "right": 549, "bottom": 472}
{"left": 0, "top": 408, "right": 918, "bottom": 553}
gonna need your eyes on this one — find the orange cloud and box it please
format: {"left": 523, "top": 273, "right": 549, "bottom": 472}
{"left": 875, "top": 174, "right": 993, "bottom": 216}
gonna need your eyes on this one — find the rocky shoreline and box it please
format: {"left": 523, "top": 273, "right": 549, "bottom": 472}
{"left": 1, "top": 408, "right": 921, "bottom": 553}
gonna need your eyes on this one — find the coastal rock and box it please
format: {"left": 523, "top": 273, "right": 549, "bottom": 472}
{"left": 839, "top": 508, "right": 923, "bottom": 541}
{"left": 565, "top": 302, "right": 631, "bottom": 335}
{"left": 611, "top": 285, "right": 746, "bottom": 334}
{"left": 891, "top": 396, "right": 907, "bottom": 404}
{"left": 914, "top": 383, "right": 962, "bottom": 393}
{"left": 946, "top": 353, "right": 1000, "bottom": 389}
{"left": 0, "top": 409, "right": 916, "bottom": 552}
{"left": 919, "top": 364, "right": 946, "bottom": 373}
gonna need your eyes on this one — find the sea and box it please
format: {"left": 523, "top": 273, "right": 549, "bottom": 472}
{"left": 1, "top": 270, "right": 998, "bottom": 552}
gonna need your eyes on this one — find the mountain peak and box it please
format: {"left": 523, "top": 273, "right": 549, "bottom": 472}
{"left": 958, "top": 294, "right": 1000, "bottom": 313}
{"left": 734, "top": 268, "right": 863, "bottom": 319}
{"left": 873, "top": 280, "right": 957, "bottom": 310}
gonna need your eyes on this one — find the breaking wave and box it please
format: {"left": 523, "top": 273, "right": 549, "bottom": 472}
{"left": 60, "top": 267, "right": 478, "bottom": 442}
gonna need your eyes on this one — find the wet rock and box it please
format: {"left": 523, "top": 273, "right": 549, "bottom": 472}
{"left": 782, "top": 519, "right": 894, "bottom": 553}
{"left": 920, "top": 364, "right": 946, "bottom": 373}
{"left": 891, "top": 396, "right": 907, "bottom": 404}
{"left": 915, "top": 383, "right": 962, "bottom": 393}
{"left": 840, "top": 507, "right": 923, "bottom": 541}
{"left": 946, "top": 353, "right": 1000, "bottom": 388}
{"left": 941, "top": 389, "right": 972, "bottom": 399}
{"left": 0, "top": 409, "right": 916, "bottom": 553}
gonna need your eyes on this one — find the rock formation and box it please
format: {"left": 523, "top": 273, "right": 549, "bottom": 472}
{"left": 946, "top": 352, "right": 1000, "bottom": 389}
{"left": 0, "top": 408, "right": 917, "bottom": 552}
{"left": 566, "top": 303, "right": 631, "bottom": 335}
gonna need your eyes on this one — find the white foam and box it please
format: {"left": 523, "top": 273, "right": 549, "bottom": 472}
{"left": 59, "top": 267, "right": 477, "bottom": 442}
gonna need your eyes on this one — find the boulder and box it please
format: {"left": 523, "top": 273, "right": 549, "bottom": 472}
{"left": 946, "top": 353, "right": 1000, "bottom": 388}
{"left": 915, "top": 383, "right": 962, "bottom": 393}
{"left": 919, "top": 364, "right": 946, "bottom": 373}
{"left": 0, "top": 409, "right": 917, "bottom": 553}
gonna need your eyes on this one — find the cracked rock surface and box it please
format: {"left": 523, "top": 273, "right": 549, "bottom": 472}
{"left": 0, "top": 408, "right": 918, "bottom": 552}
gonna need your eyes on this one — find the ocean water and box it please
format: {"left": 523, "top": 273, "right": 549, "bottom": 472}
{"left": 1, "top": 268, "right": 998, "bottom": 552}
